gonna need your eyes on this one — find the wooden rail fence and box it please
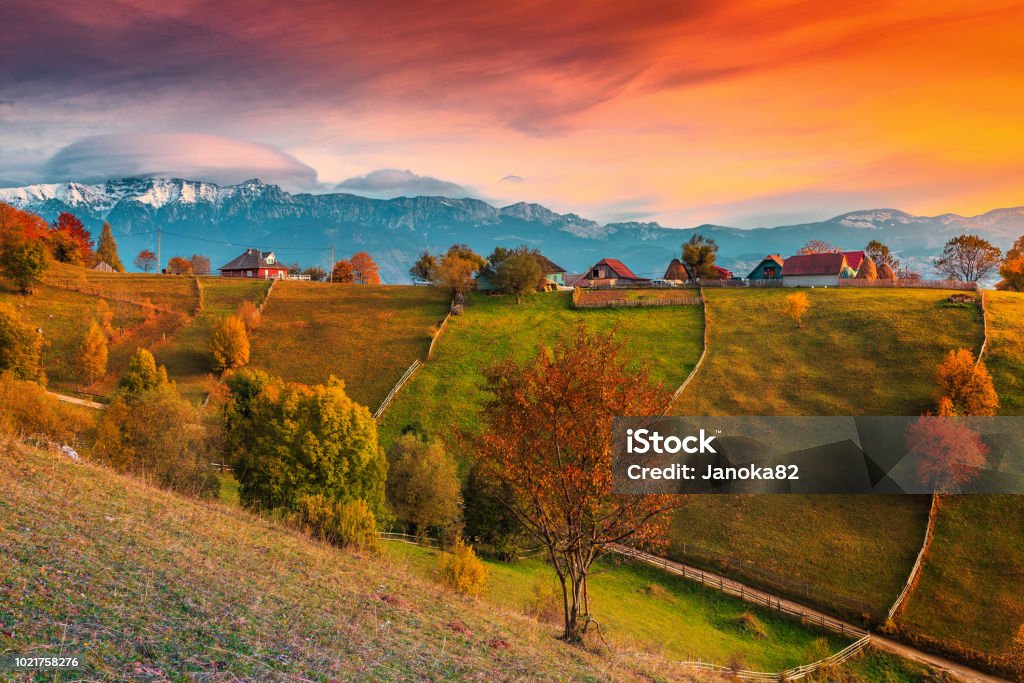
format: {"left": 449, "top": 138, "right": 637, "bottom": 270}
{"left": 574, "top": 295, "right": 703, "bottom": 309}
{"left": 373, "top": 359, "right": 421, "bottom": 420}
{"left": 837, "top": 278, "right": 978, "bottom": 290}
{"left": 886, "top": 495, "right": 940, "bottom": 623}
{"left": 662, "top": 287, "right": 708, "bottom": 414}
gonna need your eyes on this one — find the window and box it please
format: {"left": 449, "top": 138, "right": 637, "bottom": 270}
{"left": 246, "top": 270, "right": 253, "bottom": 278}
{"left": 764, "top": 266, "right": 777, "bottom": 279}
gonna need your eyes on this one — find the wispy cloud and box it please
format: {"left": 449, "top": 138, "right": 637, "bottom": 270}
{"left": 335, "top": 169, "right": 467, "bottom": 198}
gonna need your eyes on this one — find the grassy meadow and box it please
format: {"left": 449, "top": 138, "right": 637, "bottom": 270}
{"left": 151, "top": 277, "right": 271, "bottom": 402}
{"left": 378, "top": 290, "right": 705, "bottom": 451}
{"left": 249, "top": 282, "right": 450, "bottom": 411}
{"left": 984, "top": 291, "right": 1024, "bottom": 415}
{"left": 47, "top": 261, "right": 200, "bottom": 316}
{"left": 0, "top": 440, "right": 701, "bottom": 682}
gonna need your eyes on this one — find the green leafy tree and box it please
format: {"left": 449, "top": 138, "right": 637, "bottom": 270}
{"left": 492, "top": 245, "right": 544, "bottom": 303}
{"left": 681, "top": 234, "right": 719, "bottom": 280}
{"left": 119, "top": 348, "right": 169, "bottom": 397}
{"left": 410, "top": 250, "right": 437, "bottom": 281}
{"left": 0, "top": 237, "right": 48, "bottom": 294}
{"left": 79, "top": 320, "right": 108, "bottom": 385}
{"left": 865, "top": 240, "right": 899, "bottom": 271}
{"left": 386, "top": 434, "right": 462, "bottom": 537}
{"left": 229, "top": 376, "right": 388, "bottom": 518}
{"left": 210, "top": 315, "right": 250, "bottom": 371}
{"left": 0, "top": 302, "right": 45, "bottom": 382}
{"left": 935, "top": 234, "right": 1002, "bottom": 282}
{"left": 95, "top": 223, "right": 125, "bottom": 271}
{"left": 463, "top": 462, "right": 528, "bottom": 561}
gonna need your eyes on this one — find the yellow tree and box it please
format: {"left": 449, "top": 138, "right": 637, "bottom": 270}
{"left": 477, "top": 325, "right": 679, "bottom": 642}
{"left": 783, "top": 292, "right": 810, "bottom": 328}
{"left": 210, "top": 315, "right": 250, "bottom": 371}
{"left": 79, "top": 321, "right": 108, "bottom": 386}
{"left": 935, "top": 349, "right": 999, "bottom": 416}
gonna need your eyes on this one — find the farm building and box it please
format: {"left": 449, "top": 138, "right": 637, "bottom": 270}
{"left": 537, "top": 254, "right": 568, "bottom": 286}
{"left": 92, "top": 261, "right": 115, "bottom": 273}
{"left": 475, "top": 252, "right": 568, "bottom": 292}
{"left": 747, "top": 255, "right": 784, "bottom": 281}
{"left": 583, "top": 258, "right": 648, "bottom": 286}
{"left": 219, "top": 249, "right": 290, "bottom": 279}
{"left": 711, "top": 265, "right": 734, "bottom": 279}
{"left": 842, "top": 250, "right": 867, "bottom": 272}
{"left": 781, "top": 253, "right": 849, "bottom": 287}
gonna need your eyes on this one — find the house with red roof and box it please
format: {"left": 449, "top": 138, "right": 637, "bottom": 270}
{"left": 219, "top": 248, "right": 290, "bottom": 279}
{"left": 581, "top": 258, "right": 649, "bottom": 286}
{"left": 781, "top": 252, "right": 850, "bottom": 287}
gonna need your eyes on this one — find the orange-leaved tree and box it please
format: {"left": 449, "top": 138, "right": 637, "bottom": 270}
{"left": 476, "top": 324, "right": 680, "bottom": 643}
{"left": 783, "top": 291, "right": 810, "bottom": 328}
{"left": 331, "top": 259, "right": 355, "bottom": 283}
{"left": 935, "top": 348, "right": 999, "bottom": 416}
{"left": 350, "top": 251, "right": 381, "bottom": 284}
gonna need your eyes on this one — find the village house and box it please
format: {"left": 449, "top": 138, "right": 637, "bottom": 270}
{"left": 746, "top": 254, "right": 784, "bottom": 281}
{"left": 580, "top": 258, "right": 648, "bottom": 287}
{"left": 781, "top": 252, "right": 850, "bottom": 287}
{"left": 475, "top": 252, "right": 568, "bottom": 292}
{"left": 218, "top": 249, "right": 290, "bottom": 279}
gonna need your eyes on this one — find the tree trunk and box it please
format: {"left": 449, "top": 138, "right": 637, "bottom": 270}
{"left": 561, "top": 571, "right": 590, "bottom": 642}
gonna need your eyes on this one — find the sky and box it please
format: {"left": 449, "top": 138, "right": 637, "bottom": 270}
{"left": 1, "top": 0, "right": 1023, "bottom": 227}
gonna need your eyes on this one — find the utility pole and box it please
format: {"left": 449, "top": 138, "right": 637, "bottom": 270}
{"left": 329, "top": 243, "right": 334, "bottom": 283}
{"left": 157, "top": 228, "right": 162, "bottom": 274}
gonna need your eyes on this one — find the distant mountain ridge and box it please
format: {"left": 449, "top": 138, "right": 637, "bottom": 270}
{"left": 2, "top": 177, "right": 1022, "bottom": 282}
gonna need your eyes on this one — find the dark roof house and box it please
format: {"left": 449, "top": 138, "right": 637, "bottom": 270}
{"left": 747, "top": 254, "right": 784, "bottom": 281}
{"left": 588, "top": 258, "right": 646, "bottom": 282}
{"left": 219, "top": 249, "right": 290, "bottom": 279}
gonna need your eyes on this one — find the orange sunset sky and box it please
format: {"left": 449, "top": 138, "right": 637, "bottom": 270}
{"left": 2, "top": 0, "right": 1023, "bottom": 226}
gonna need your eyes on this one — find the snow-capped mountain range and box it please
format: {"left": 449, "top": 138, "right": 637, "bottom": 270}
{"left": 2, "top": 177, "right": 1022, "bottom": 282}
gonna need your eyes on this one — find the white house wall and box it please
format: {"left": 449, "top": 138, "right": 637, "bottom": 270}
{"left": 783, "top": 274, "right": 840, "bottom": 287}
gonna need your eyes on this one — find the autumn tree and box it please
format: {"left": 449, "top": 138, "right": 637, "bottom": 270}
{"left": 865, "top": 240, "right": 899, "bottom": 271}
{"left": 50, "top": 212, "right": 93, "bottom": 263}
{"left": 166, "top": 256, "right": 193, "bottom": 274}
{"left": 236, "top": 300, "right": 261, "bottom": 333}
{"left": 783, "top": 291, "right": 810, "bottom": 328}
{"left": 410, "top": 250, "right": 437, "bottom": 282}
{"left": 351, "top": 251, "right": 381, "bottom": 284}
{"left": 49, "top": 230, "right": 86, "bottom": 265}
{"left": 905, "top": 416, "right": 988, "bottom": 492}
{"left": 0, "top": 303, "right": 45, "bottom": 382}
{"left": 0, "top": 236, "right": 48, "bottom": 294}
{"left": 681, "top": 233, "right": 719, "bottom": 280}
{"left": 857, "top": 257, "right": 878, "bottom": 280}
{"left": 0, "top": 202, "right": 50, "bottom": 246}
{"left": 190, "top": 254, "right": 211, "bottom": 275}
{"left": 119, "top": 348, "right": 168, "bottom": 397}
{"left": 935, "top": 234, "right": 1001, "bottom": 282}
{"left": 491, "top": 245, "right": 544, "bottom": 303}
{"left": 477, "top": 325, "right": 679, "bottom": 642}
{"left": 210, "top": 315, "right": 250, "bottom": 371}
{"left": 79, "top": 321, "right": 108, "bottom": 386}
{"left": 935, "top": 349, "right": 999, "bottom": 416}
{"left": 797, "top": 240, "right": 839, "bottom": 255}
{"left": 433, "top": 244, "right": 485, "bottom": 295}
{"left": 996, "top": 235, "right": 1024, "bottom": 292}
{"left": 134, "top": 249, "right": 157, "bottom": 273}
{"left": 226, "top": 374, "right": 388, "bottom": 518}
{"left": 1010, "top": 624, "right": 1024, "bottom": 674}
{"left": 387, "top": 434, "right": 462, "bottom": 538}
{"left": 331, "top": 258, "right": 355, "bottom": 283}
{"left": 95, "top": 223, "right": 125, "bottom": 271}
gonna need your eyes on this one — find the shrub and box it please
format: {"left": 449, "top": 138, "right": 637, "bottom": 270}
{"left": 93, "top": 384, "right": 218, "bottom": 497}
{"left": 783, "top": 291, "right": 810, "bottom": 328}
{"left": 935, "top": 348, "right": 999, "bottom": 416}
{"left": 236, "top": 300, "right": 261, "bottom": 333}
{"left": 294, "top": 494, "right": 379, "bottom": 550}
{"left": 0, "top": 302, "right": 44, "bottom": 382}
{"left": 386, "top": 433, "right": 462, "bottom": 537}
{"left": 523, "top": 575, "right": 561, "bottom": 624}
{"left": 79, "top": 320, "right": 108, "bottom": 385}
{"left": 210, "top": 315, "right": 250, "bottom": 371}
{"left": 438, "top": 539, "right": 489, "bottom": 597}
{"left": 0, "top": 373, "right": 91, "bottom": 443}
{"left": 735, "top": 612, "right": 768, "bottom": 639}
{"left": 119, "top": 348, "right": 168, "bottom": 396}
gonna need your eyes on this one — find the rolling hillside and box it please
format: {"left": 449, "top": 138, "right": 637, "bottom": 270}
{"left": 377, "top": 290, "right": 705, "bottom": 450}
{"left": 0, "top": 439, "right": 700, "bottom": 682}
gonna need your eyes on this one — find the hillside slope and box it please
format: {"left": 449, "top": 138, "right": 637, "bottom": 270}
{"left": 0, "top": 439, "right": 700, "bottom": 681}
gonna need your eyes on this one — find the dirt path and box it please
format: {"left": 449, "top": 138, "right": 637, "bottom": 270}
{"left": 611, "top": 544, "right": 1009, "bottom": 683}
{"left": 47, "top": 391, "right": 105, "bottom": 410}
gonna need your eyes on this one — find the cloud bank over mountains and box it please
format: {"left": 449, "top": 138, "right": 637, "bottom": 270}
{"left": 335, "top": 169, "right": 468, "bottom": 198}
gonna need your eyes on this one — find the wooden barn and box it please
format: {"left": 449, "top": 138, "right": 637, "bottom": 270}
{"left": 781, "top": 253, "right": 848, "bottom": 287}
{"left": 584, "top": 258, "right": 648, "bottom": 286}
{"left": 746, "top": 254, "right": 784, "bottom": 281}
{"left": 219, "top": 249, "right": 290, "bottom": 279}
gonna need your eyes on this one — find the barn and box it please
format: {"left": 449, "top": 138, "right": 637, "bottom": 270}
{"left": 746, "top": 254, "right": 784, "bottom": 281}
{"left": 584, "top": 258, "right": 648, "bottom": 286}
{"left": 219, "top": 249, "right": 290, "bottom": 279}
{"left": 781, "top": 253, "right": 848, "bottom": 287}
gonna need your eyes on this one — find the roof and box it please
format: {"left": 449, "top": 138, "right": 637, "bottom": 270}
{"left": 92, "top": 261, "right": 114, "bottom": 272}
{"left": 841, "top": 251, "right": 866, "bottom": 271}
{"left": 564, "top": 273, "right": 589, "bottom": 287}
{"left": 712, "top": 265, "right": 733, "bottom": 279}
{"left": 664, "top": 258, "right": 688, "bottom": 280}
{"left": 535, "top": 254, "right": 566, "bottom": 274}
{"left": 746, "top": 254, "right": 784, "bottom": 279}
{"left": 782, "top": 253, "right": 848, "bottom": 277}
{"left": 219, "top": 249, "right": 283, "bottom": 271}
{"left": 593, "top": 258, "right": 644, "bottom": 280}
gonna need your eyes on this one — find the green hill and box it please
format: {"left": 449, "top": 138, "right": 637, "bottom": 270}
{"left": 378, "top": 290, "right": 705, "bottom": 450}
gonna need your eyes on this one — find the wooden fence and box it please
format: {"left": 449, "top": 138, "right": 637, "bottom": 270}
{"left": 662, "top": 287, "right": 708, "bottom": 413}
{"left": 886, "top": 495, "right": 940, "bottom": 622}
{"left": 837, "top": 278, "right": 977, "bottom": 290}
{"left": 373, "top": 359, "right": 421, "bottom": 420}
{"left": 699, "top": 279, "right": 783, "bottom": 288}
{"left": 427, "top": 312, "right": 452, "bottom": 359}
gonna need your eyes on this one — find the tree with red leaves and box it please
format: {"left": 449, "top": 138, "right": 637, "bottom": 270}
{"left": 0, "top": 203, "right": 50, "bottom": 247}
{"left": 906, "top": 416, "right": 988, "bottom": 492}
{"left": 477, "top": 324, "right": 680, "bottom": 642}
{"left": 331, "top": 259, "right": 355, "bottom": 283}
{"left": 134, "top": 250, "right": 157, "bottom": 273}
{"left": 51, "top": 212, "right": 94, "bottom": 262}
{"left": 350, "top": 251, "right": 381, "bottom": 284}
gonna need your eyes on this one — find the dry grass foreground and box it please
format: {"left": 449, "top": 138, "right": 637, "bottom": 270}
{"left": 248, "top": 282, "right": 450, "bottom": 411}
{"left": 0, "top": 439, "right": 723, "bottom": 682}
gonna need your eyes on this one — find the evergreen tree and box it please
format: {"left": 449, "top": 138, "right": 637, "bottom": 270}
{"left": 96, "top": 223, "right": 125, "bottom": 271}
{"left": 79, "top": 320, "right": 108, "bottom": 385}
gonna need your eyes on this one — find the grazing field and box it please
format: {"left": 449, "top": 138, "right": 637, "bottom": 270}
{"left": 897, "top": 495, "right": 1024, "bottom": 673}
{"left": 0, "top": 278, "right": 174, "bottom": 397}
{"left": 377, "top": 290, "right": 705, "bottom": 451}
{"left": 671, "top": 287, "right": 985, "bottom": 416}
{"left": 249, "top": 282, "right": 450, "bottom": 410}
{"left": 47, "top": 261, "right": 200, "bottom": 317}
{"left": 983, "top": 291, "right": 1024, "bottom": 414}
{"left": 664, "top": 288, "right": 984, "bottom": 625}
{"left": 0, "top": 440, "right": 693, "bottom": 682}
{"left": 151, "top": 277, "right": 271, "bottom": 402}
{"left": 384, "top": 541, "right": 934, "bottom": 680}
{"left": 574, "top": 288, "right": 703, "bottom": 306}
